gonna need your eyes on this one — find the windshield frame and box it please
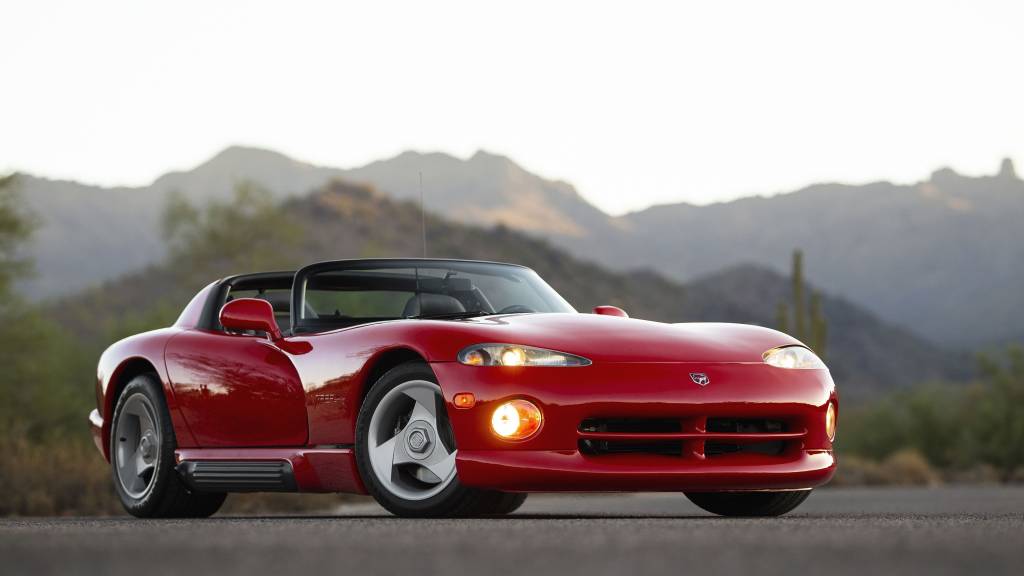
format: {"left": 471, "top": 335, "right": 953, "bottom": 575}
{"left": 290, "top": 258, "right": 575, "bottom": 333}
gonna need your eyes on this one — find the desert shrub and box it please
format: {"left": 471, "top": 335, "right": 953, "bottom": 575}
{"left": 831, "top": 450, "right": 939, "bottom": 486}
{"left": 838, "top": 383, "right": 965, "bottom": 468}
{"left": 881, "top": 449, "right": 941, "bottom": 486}
{"left": 837, "top": 346, "right": 1024, "bottom": 482}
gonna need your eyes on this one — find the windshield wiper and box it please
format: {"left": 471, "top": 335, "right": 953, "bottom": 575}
{"left": 411, "top": 310, "right": 493, "bottom": 320}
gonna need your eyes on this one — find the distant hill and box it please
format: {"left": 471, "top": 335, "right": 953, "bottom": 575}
{"left": 12, "top": 146, "right": 615, "bottom": 298}
{"left": 14, "top": 147, "right": 1024, "bottom": 348}
{"left": 54, "top": 180, "right": 967, "bottom": 400}
{"left": 11, "top": 147, "right": 343, "bottom": 297}
{"left": 597, "top": 161, "right": 1024, "bottom": 350}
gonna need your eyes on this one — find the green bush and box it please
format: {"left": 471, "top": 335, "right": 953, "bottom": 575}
{"left": 838, "top": 346, "right": 1024, "bottom": 481}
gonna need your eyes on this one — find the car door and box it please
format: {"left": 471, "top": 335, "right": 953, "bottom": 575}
{"left": 164, "top": 329, "right": 308, "bottom": 447}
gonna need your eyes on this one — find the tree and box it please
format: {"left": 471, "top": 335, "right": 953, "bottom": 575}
{"left": 162, "top": 183, "right": 305, "bottom": 283}
{"left": 968, "top": 346, "right": 1024, "bottom": 481}
{"left": 0, "top": 175, "right": 83, "bottom": 438}
{"left": 0, "top": 175, "right": 34, "bottom": 300}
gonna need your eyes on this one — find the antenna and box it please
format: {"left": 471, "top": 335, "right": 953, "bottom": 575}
{"left": 419, "top": 171, "right": 426, "bottom": 258}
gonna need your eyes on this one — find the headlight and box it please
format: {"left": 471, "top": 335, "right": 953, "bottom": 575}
{"left": 763, "top": 345, "right": 826, "bottom": 369}
{"left": 458, "top": 344, "right": 591, "bottom": 367}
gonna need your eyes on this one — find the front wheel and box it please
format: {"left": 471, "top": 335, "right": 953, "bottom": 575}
{"left": 684, "top": 490, "right": 811, "bottom": 517}
{"left": 355, "top": 362, "right": 524, "bottom": 517}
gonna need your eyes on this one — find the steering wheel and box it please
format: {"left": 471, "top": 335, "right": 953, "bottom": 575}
{"left": 497, "top": 305, "right": 538, "bottom": 314}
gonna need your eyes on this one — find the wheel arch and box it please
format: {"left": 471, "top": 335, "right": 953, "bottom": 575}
{"left": 358, "top": 347, "right": 432, "bottom": 407}
{"left": 100, "top": 357, "right": 161, "bottom": 461}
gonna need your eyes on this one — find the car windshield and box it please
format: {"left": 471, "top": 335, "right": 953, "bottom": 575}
{"left": 294, "top": 260, "right": 575, "bottom": 332}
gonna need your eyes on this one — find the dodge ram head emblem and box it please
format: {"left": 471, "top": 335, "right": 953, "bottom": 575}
{"left": 690, "top": 372, "right": 710, "bottom": 386}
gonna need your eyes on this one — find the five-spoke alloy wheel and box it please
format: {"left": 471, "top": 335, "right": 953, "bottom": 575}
{"left": 114, "top": 393, "right": 162, "bottom": 500}
{"left": 367, "top": 379, "right": 458, "bottom": 500}
{"left": 356, "top": 362, "right": 528, "bottom": 517}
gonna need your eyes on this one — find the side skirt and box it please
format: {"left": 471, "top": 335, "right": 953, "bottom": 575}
{"left": 175, "top": 446, "right": 367, "bottom": 494}
{"left": 177, "top": 460, "right": 297, "bottom": 493}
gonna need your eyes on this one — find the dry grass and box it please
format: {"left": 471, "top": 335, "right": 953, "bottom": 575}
{"left": 0, "top": 436, "right": 122, "bottom": 516}
{"left": 831, "top": 449, "right": 942, "bottom": 487}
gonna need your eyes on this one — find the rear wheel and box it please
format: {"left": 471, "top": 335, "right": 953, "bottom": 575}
{"left": 684, "top": 490, "right": 811, "bottom": 517}
{"left": 355, "top": 362, "right": 524, "bottom": 517}
{"left": 111, "top": 374, "right": 226, "bottom": 518}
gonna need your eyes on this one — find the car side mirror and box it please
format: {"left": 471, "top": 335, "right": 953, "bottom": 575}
{"left": 593, "top": 305, "right": 628, "bottom": 318}
{"left": 220, "top": 298, "right": 283, "bottom": 341}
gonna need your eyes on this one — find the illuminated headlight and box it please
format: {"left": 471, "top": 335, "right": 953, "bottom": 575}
{"left": 458, "top": 344, "right": 591, "bottom": 367}
{"left": 763, "top": 345, "right": 826, "bottom": 369}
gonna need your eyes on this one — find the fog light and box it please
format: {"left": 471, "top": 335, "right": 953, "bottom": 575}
{"left": 490, "top": 399, "right": 542, "bottom": 440}
{"left": 825, "top": 402, "right": 837, "bottom": 442}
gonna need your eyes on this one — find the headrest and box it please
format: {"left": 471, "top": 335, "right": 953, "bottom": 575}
{"left": 402, "top": 293, "right": 466, "bottom": 318}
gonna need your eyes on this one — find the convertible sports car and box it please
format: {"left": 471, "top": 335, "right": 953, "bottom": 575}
{"left": 90, "top": 258, "right": 837, "bottom": 518}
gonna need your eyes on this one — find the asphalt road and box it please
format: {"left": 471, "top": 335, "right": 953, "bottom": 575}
{"left": 2, "top": 487, "right": 1022, "bottom": 576}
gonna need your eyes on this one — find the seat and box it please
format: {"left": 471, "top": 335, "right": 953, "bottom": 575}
{"left": 402, "top": 293, "right": 466, "bottom": 317}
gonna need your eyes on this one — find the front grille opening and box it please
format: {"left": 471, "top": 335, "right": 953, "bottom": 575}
{"left": 579, "top": 439, "right": 684, "bottom": 457}
{"left": 705, "top": 418, "right": 790, "bottom": 458}
{"left": 578, "top": 417, "right": 797, "bottom": 458}
{"left": 579, "top": 418, "right": 682, "bottom": 434}
{"left": 704, "top": 439, "right": 787, "bottom": 457}
{"left": 706, "top": 418, "right": 787, "bottom": 434}
{"left": 579, "top": 418, "right": 685, "bottom": 457}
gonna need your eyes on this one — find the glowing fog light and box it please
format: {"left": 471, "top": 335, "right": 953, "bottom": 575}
{"left": 825, "top": 402, "right": 837, "bottom": 442}
{"left": 490, "top": 399, "right": 543, "bottom": 440}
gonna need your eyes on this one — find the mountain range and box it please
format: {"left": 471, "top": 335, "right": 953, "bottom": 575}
{"left": 54, "top": 180, "right": 967, "bottom": 400}
{"left": 12, "top": 146, "right": 1023, "bottom": 349}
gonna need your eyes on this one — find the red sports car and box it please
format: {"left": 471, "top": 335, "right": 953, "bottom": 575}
{"left": 90, "top": 259, "right": 837, "bottom": 518}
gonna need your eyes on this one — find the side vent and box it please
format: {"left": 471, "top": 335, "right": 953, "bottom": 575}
{"left": 177, "top": 460, "right": 297, "bottom": 493}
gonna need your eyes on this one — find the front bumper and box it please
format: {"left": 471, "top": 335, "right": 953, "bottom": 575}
{"left": 88, "top": 409, "right": 107, "bottom": 461}
{"left": 433, "top": 361, "right": 837, "bottom": 492}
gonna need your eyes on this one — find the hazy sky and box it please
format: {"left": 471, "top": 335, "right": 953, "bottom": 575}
{"left": 1, "top": 1, "right": 1022, "bottom": 215}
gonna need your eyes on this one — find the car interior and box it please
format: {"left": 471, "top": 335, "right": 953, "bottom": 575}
{"left": 210, "top": 269, "right": 495, "bottom": 337}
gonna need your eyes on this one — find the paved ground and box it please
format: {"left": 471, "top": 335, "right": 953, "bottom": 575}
{"left": 2, "top": 487, "right": 1023, "bottom": 576}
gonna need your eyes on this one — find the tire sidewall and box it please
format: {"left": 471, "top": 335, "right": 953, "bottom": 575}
{"left": 110, "top": 373, "right": 178, "bottom": 517}
{"left": 355, "top": 362, "right": 472, "bottom": 516}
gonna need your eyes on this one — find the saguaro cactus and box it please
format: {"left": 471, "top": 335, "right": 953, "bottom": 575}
{"left": 792, "top": 250, "right": 806, "bottom": 341}
{"left": 777, "top": 249, "right": 827, "bottom": 357}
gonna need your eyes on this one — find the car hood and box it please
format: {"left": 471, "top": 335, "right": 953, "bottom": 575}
{"left": 452, "top": 313, "right": 801, "bottom": 363}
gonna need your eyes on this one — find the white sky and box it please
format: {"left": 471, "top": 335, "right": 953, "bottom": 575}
{"left": 1, "top": 1, "right": 1022, "bottom": 215}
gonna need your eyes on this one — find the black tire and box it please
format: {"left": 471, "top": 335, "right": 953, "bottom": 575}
{"left": 355, "top": 362, "right": 519, "bottom": 517}
{"left": 684, "top": 490, "right": 811, "bottom": 517}
{"left": 110, "top": 373, "right": 227, "bottom": 518}
{"left": 486, "top": 492, "right": 528, "bottom": 515}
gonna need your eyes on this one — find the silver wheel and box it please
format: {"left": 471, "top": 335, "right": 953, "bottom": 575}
{"left": 367, "top": 380, "right": 457, "bottom": 501}
{"left": 114, "top": 393, "right": 161, "bottom": 500}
